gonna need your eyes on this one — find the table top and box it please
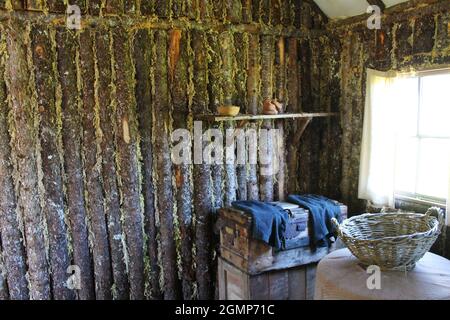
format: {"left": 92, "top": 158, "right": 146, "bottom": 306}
{"left": 315, "top": 248, "right": 450, "bottom": 300}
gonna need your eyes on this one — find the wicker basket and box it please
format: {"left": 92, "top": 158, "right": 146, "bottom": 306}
{"left": 331, "top": 208, "right": 444, "bottom": 271}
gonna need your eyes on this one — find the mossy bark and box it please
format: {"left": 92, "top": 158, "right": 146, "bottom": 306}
{"left": 95, "top": 28, "right": 129, "bottom": 300}
{"left": 133, "top": 29, "right": 161, "bottom": 300}
{"left": 169, "top": 29, "right": 195, "bottom": 300}
{"left": 112, "top": 27, "right": 145, "bottom": 300}
{"left": 56, "top": 28, "right": 95, "bottom": 300}
{"left": 0, "top": 31, "right": 29, "bottom": 301}
{"left": 79, "top": 29, "right": 113, "bottom": 300}
{"left": 5, "top": 20, "right": 51, "bottom": 300}
{"left": 259, "top": 34, "right": 274, "bottom": 202}
{"left": 246, "top": 33, "right": 260, "bottom": 200}
{"left": 192, "top": 30, "right": 213, "bottom": 300}
{"left": 31, "top": 24, "right": 75, "bottom": 300}
{"left": 152, "top": 30, "right": 180, "bottom": 300}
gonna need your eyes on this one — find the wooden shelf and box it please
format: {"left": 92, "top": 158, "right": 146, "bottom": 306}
{"left": 195, "top": 112, "right": 338, "bottom": 144}
{"left": 195, "top": 112, "right": 338, "bottom": 122}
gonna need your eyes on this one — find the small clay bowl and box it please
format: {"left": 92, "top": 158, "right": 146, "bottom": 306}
{"left": 217, "top": 105, "right": 240, "bottom": 116}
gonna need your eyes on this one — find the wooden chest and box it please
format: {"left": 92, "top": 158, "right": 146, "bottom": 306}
{"left": 218, "top": 201, "right": 347, "bottom": 275}
{"left": 218, "top": 257, "right": 318, "bottom": 300}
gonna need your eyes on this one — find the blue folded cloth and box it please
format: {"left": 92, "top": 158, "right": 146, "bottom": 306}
{"left": 287, "top": 194, "right": 342, "bottom": 248}
{"left": 232, "top": 200, "right": 288, "bottom": 250}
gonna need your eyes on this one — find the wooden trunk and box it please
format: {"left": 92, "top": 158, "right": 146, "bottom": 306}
{"left": 218, "top": 258, "right": 318, "bottom": 300}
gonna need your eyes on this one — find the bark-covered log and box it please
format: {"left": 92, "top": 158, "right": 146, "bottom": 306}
{"left": 155, "top": 0, "right": 170, "bottom": 17}
{"left": 5, "top": 20, "right": 51, "bottom": 300}
{"left": 56, "top": 28, "right": 95, "bottom": 300}
{"left": 0, "top": 32, "right": 29, "bottom": 300}
{"left": 95, "top": 29, "right": 129, "bottom": 300}
{"left": 105, "top": 0, "right": 123, "bottom": 14}
{"left": 46, "top": 0, "right": 65, "bottom": 13}
{"left": 260, "top": 0, "right": 271, "bottom": 25}
{"left": 112, "top": 27, "right": 145, "bottom": 300}
{"left": 31, "top": 24, "right": 75, "bottom": 300}
{"left": 241, "top": 0, "right": 252, "bottom": 23}
{"left": 133, "top": 29, "right": 161, "bottom": 300}
{"left": 234, "top": 32, "right": 248, "bottom": 201}
{"left": 79, "top": 30, "right": 113, "bottom": 300}
{"left": 153, "top": 30, "right": 180, "bottom": 300}
{"left": 192, "top": 30, "right": 213, "bottom": 300}
{"left": 270, "top": 0, "right": 281, "bottom": 26}
{"left": 274, "top": 36, "right": 286, "bottom": 201}
{"left": 246, "top": 33, "right": 260, "bottom": 200}
{"left": 259, "top": 34, "right": 274, "bottom": 202}
{"left": 0, "top": 248, "right": 8, "bottom": 300}
{"left": 226, "top": 0, "right": 242, "bottom": 23}
{"left": 286, "top": 38, "right": 300, "bottom": 194}
{"left": 169, "top": 29, "right": 195, "bottom": 300}
{"left": 140, "top": 0, "right": 154, "bottom": 15}
{"left": 212, "top": 0, "right": 224, "bottom": 20}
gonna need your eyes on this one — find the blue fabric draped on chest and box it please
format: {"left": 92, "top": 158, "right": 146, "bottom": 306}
{"left": 232, "top": 201, "right": 288, "bottom": 250}
{"left": 287, "top": 194, "right": 342, "bottom": 248}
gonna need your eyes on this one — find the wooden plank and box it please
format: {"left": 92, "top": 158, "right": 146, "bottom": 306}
{"left": 112, "top": 27, "right": 145, "bottom": 300}
{"left": 0, "top": 30, "right": 29, "bottom": 301}
{"left": 288, "top": 267, "right": 307, "bottom": 300}
{"left": 5, "top": 20, "right": 51, "bottom": 300}
{"left": 31, "top": 24, "right": 75, "bottom": 300}
{"left": 306, "top": 264, "right": 317, "bottom": 300}
{"left": 153, "top": 30, "right": 180, "bottom": 300}
{"left": 95, "top": 27, "right": 129, "bottom": 300}
{"left": 268, "top": 270, "right": 289, "bottom": 300}
{"left": 196, "top": 112, "right": 338, "bottom": 122}
{"left": 79, "top": 29, "right": 113, "bottom": 300}
{"left": 249, "top": 272, "right": 269, "bottom": 300}
{"left": 56, "top": 27, "right": 95, "bottom": 300}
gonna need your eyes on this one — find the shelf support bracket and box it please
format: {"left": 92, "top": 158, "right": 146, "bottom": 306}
{"left": 293, "top": 117, "right": 313, "bottom": 145}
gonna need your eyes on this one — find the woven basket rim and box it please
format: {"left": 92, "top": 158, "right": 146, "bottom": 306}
{"left": 338, "top": 212, "right": 440, "bottom": 243}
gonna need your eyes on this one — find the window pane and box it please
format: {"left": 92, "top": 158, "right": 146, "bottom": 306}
{"left": 416, "top": 138, "right": 450, "bottom": 199}
{"left": 395, "top": 137, "right": 418, "bottom": 194}
{"left": 419, "top": 73, "right": 450, "bottom": 137}
{"left": 393, "top": 77, "right": 419, "bottom": 137}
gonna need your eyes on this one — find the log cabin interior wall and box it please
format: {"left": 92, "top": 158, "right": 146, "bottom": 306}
{"left": 0, "top": 0, "right": 338, "bottom": 300}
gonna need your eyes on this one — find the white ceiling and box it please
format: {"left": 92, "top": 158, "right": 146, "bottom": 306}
{"left": 313, "top": 0, "right": 411, "bottom": 20}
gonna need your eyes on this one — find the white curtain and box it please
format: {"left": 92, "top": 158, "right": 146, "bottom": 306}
{"left": 358, "top": 69, "right": 399, "bottom": 207}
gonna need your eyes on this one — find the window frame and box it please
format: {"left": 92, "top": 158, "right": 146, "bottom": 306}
{"left": 394, "top": 69, "right": 450, "bottom": 205}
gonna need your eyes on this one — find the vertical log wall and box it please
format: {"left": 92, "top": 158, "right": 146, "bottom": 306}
{"left": 0, "top": 0, "right": 337, "bottom": 300}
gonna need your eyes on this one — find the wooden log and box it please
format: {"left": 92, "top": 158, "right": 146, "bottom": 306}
{"left": 155, "top": 0, "right": 170, "bottom": 17}
{"left": 274, "top": 36, "right": 286, "bottom": 201}
{"left": 105, "top": 0, "right": 123, "bottom": 14}
{"left": 234, "top": 32, "right": 248, "bottom": 201}
{"left": 152, "top": 30, "right": 180, "bottom": 300}
{"left": 206, "top": 31, "right": 224, "bottom": 210}
{"left": 56, "top": 28, "right": 95, "bottom": 300}
{"left": 140, "top": 0, "right": 154, "bottom": 15}
{"left": 212, "top": 0, "right": 224, "bottom": 20}
{"left": 251, "top": 0, "right": 260, "bottom": 23}
{"left": 246, "top": 33, "right": 260, "bottom": 200}
{"left": 192, "top": 30, "right": 213, "bottom": 300}
{"left": 286, "top": 38, "right": 300, "bottom": 194}
{"left": 5, "top": 20, "right": 51, "bottom": 300}
{"left": 111, "top": 27, "right": 145, "bottom": 300}
{"left": 79, "top": 30, "right": 113, "bottom": 300}
{"left": 226, "top": 0, "right": 242, "bottom": 23}
{"left": 46, "top": 0, "right": 65, "bottom": 13}
{"left": 280, "top": 0, "right": 292, "bottom": 27}
{"left": 169, "top": 29, "right": 195, "bottom": 300}
{"left": 260, "top": 0, "right": 270, "bottom": 25}
{"left": 241, "top": 0, "right": 252, "bottom": 23}
{"left": 0, "top": 32, "right": 29, "bottom": 300}
{"left": 171, "top": 0, "right": 183, "bottom": 18}
{"left": 0, "top": 248, "right": 8, "bottom": 300}
{"left": 270, "top": 0, "right": 281, "bottom": 26}
{"left": 95, "top": 29, "right": 129, "bottom": 300}
{"left": 31, "top": 24, "right": 75, "bottom": 300}
{"left": 133, "top": 29, "right": 161, "bottom": 300}
{"left": 259, "top": 34, "right": 274, "bottom": 202}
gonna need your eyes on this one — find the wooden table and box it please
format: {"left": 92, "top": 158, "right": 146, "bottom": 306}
{"left": 314, "top": 248, "right": 450, "bottom": 300}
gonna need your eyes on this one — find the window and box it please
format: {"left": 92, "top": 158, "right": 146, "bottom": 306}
{"left": 394, "top": 71, "right": 450, "bottom": 204}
